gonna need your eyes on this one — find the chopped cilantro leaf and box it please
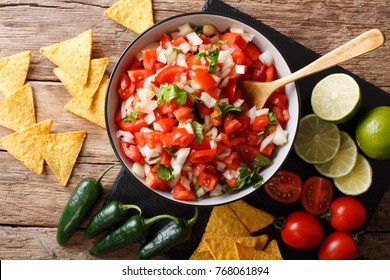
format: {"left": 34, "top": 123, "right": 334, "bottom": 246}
{"left": 157, "top": 83, "right": 187, "bottom": 105}
{"left": 191, "top": 120, "right": 204, "bottom": 144}
{"left": 249, "top": 154, "right": 273, "bottom": 169}
{"left": 215, "top": 102, "right": 244, "bottom": 118}
{"left": 122, "top": 111, "right": 138, "bottom": 123}
{"left": 156, "top": 164, "right": 174, "bottom": 182}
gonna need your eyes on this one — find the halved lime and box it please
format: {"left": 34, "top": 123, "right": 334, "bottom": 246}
{"left": 311, "top": 73, "right": 361, "bottom": 124}
{"left": 314, "top": 131, "right": 358, "bottom": 178}
{"left": 294, "top": 114, "right": 340, "bottom": 164}
{"left": 333, "top": 153, "right": 372, "bottom": 195}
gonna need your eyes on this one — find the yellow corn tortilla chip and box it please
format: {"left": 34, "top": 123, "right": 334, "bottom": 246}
{"left": 0, "top": 51, "right": 32, "bottom": 98}
{"left": 189, "top": 249, "right": 214, "bottom": 260}
{"left": 54, "top": 58, "right": 109, "bottom": 101}
{"left": 264, "top": 239, "right": 283, "bottom": 260}
{"left": 204, "top": 235, "right": 270, "bottom": 260}
{"left": 0, "top": 120, "right": 53, "bottom": 174}
{"left": 64, "top": 75, "right": 108, "bottom": 128}
{"left": 105, "top": 0, "right": 154, "bottom": 34}
{"left": 235, "top": 243, "right": 280, "bottom": 260}
{"left": 197, "top": 205, "right": 250, "bottom": 252}
{"left": 229, "top": 200, "right": 275, "bottom": 233}
{"left": 40, "top": 30, "right": 92, "bottom": 85}
{"left": 0, "top": 84, "right": 36, "bottom": 131}
{"left": 33, "top": 131, "right": 86, "bottom": 186}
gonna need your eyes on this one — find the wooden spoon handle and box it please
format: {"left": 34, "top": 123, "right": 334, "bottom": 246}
{"left": 273, "top": 29, "right": 385, "bottom": 87}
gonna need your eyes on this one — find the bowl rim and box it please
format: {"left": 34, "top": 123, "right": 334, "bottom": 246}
{"left": 105, "top": 11, "right": 301, "bottom": 207}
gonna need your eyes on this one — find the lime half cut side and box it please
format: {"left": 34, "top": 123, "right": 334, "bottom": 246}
{"left": 294, "top": 114, "right": 340, "bottom": 164}
{"left": 311, "top": 73, "right": 361, "bottom": 124}
{"left": 314, "top": 131, "right": 358, "bottom": 178}
{"left": 333, "top": 153, "right": 372, "bottom": 195}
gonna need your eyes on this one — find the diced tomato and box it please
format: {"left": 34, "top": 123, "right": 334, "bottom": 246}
{"left": 118, "top": 73, "right": 135, "bottom": 101}
{"left": 236, "top": 144, "right": 259, "bottom": 164}
{"left": 160, "top": 33, "right": 171, "bottom": 49}
{"left": 186, "top": 54, "right": 203, "bottom": 68}
{"left": 130, "top": 59, "right": 143, "bottom": 70}
{"left": 231, "top": 49, "right": 247, "bottom": 65}
{"left": 265, "top": 65, "right": 275, "bottom": 82}
{"left": 173, "top": 107, "right": 194, "bottom": 123}
{"left": 210, "top": 107, "right": 222, "bottom": 127}
{"left": 224, "top": 78, "right": 237, "bottom": 104}
{"left": 224, "top": 114, "right": 242, "bottom": 135}
{"left": 192, "top": 68, "right": 217, "bottom": 91}
{"left": 196, "top": 103, "right": 213, "bottom": 117}
{"left": 226, "top": 178, "right": 237, "bottom": 188}
{"left": 220, "top": 32, "right": 247, "bottom": 49}
{"left": 134, "top": 132, "right": 146, "bottom": 147}
{"left": 127, "top": 69, "right": 154, "bottom": 82}
{"left": 220, "top": 132, "right": 232, "bottom": 147}
{"left": 193, "top": 163, "right": 207, "bottom": 177}
{"left": 273, "top": 105, "right": 290, "bottom": 126}
{"left": 245, "top": 131, "right": 260, "bottom": 146}
{"left": 142, "top": 49, "right": 157, "bottom": 71}
{"left": 267, "top": 93, "right": 287, "bottom": 107}
{"left": 160, "top": 149, "right": 172, "bottom": 167}
{"left": 120, "top": 141, "right": 143, "bottom": 163}
{"left": 188, "top": 149, "right": 217, "bottom": 163}
{"left": 251, "top": 61, "right": 267, "bottom": 82}
{"left": 172, "top": 35, "right": 187, "bottom": 46}
{"left": 244, "top": 43, "right": 261, "bottom": 61}
{"left": 143, "top": 132, "right": 162, "bottom": 149}
{"left": 190, "top": 135, "right": 212, "bottom": 151}
{"left": 155, "top": 66, "right": 187, "bottom": 85}
{"left": 118, "top": 118, "right": 148, "bottom": 134}
{"left": 169, "top": 128, "right": 195, "bottom": 147}
{"left": 235, "top": 115, "right": 250, "bottom": 133}
{"left": 154, "top": 62, "right": 165, "bottom": 71}
{"left": 251, "top": 115, "right": 269, "bottom": 132}
{"left": 260, "top": 143, "right": 275, "bottom": 158}
{"left": 222, "top": 151, "right": 240, "bottom": 170}
{"left": 145, "top": 171, "right": 169, "bottom": 191}
{"left": 154, "top": 118, "right": 176, "bottom": 133}
{"left": 230, "top": 136, "right": 246, "bottom": 146}
{"left": 157, "top": 101, "right": 180, "bottom": 115}
{"left": 196, "top": 172, "right": 218, "bottom": 190}
{"left": 173, "top": 182, "right": 196, "bottom": 201}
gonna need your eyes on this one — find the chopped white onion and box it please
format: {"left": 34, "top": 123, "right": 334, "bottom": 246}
{"left": 189, "top": 80, "right": 202, "bottom": 90}
{"left": 116, "top": 130, "right": 134, "bottom": 143}
{"left": 183, "top": 84, "right": 195, "bottom": 93}
{"left": 217, "top": 148, "right": 231, "bottom": 159}
{"left": 241, "top": 32, "right": 254, "bottom": 43}
{"left": 171, "top": 148, "right": 191, "bottom": 180}
{"left": 132, "top": 162, "right": 145, "bottom": 178}
{"left": 137, "top": 88, "right": 155, "bottom": 103}
{"left": 230, "top": 27, "right": 244, "bottom": 34}
{"left": 143, "top": 164, "right": 151, "bottom": 176}
{"left": 211, "top": 74, "right": 221, "bottom": 84}
{"left": 139, "top": 144, "right": 162, "bottom": 164}
{"left": 235, "top": 64, "right": 246, "bottom": 74}
{"left": 260, "top": 132, "right": 275, "bottom": 151}
{"left": 218, "top": 50, "right": 230, "bottom": 63}
{"left": 218, "top": 77, "right": 230, "bottom": 89}
{"left": 178, "top": 42, "right": 191, "bottom": 54}
{"left": 219, "top": 98, "right": 229, "bottom": 104}
{"left": 223, "top": 169, "right": 234, "bottom": 180}
{"left": 121, "top": 102, "right": 127, "bottom": 119}
{"left": 210, "top": 183, "right": 224, "bottom": 197}
{"left": 209, "top": 139, "right": 217, "bottom": 150}
{"left": 247, "top": 106, "right": 256, "bottom": 125}
{"left": 256, "top": 108, "right": 269, "bottom": 116}
{"left": 153, "top": 122, "right": 163, "bottom": 132}
{"left": 170, "top": 31, "right": 180, "bottom": 39}
{"left": 180, "top": 176, "right": 191, "bottom": 191}
{"left": 233, "top": 99, "right": 244, "bottom": 107}
{"left": 144, "top": 112, "right": 156, "bottom": 125}
{"left": 201, "top": 92, "right": 217, "bottom": 108}
{"left": 186, "top": 32, "right": 203, "bottom": 46}
{"left": 207, "top": 127, "right": 219, "bottom": 139}
{"left": 179, "top": 122, "right": 194, "bottom": 134}
{"left": 178, "top": 23, "right": 194, "bottom": 36}
{"left": 216, "top": 162, "right": 226, "bottom": 171}
{"left": 259, "top": 51, "right": 274, "bottom": 66}
{"left": 273, "top": 124, "right": 288, "bottom": 145}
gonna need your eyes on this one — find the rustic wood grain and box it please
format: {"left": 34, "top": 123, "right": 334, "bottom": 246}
{"left": 0, "top": 0, "right": 389, "bottom": 260}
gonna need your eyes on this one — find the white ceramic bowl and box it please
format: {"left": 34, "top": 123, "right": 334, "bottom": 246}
{"left": 105, "top": 12, "right": 299, "bottom": 207}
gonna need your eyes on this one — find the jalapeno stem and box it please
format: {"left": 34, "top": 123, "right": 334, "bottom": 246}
{"left": 120, "top": 204, "right": 142, "bottom": 216}
{"left": 187, "top": 207, "right": 199, "bottom": 228}
{"left": 94, "top": 163, "right": 119, "bottom": 183}
{"left": 144, "top": 214, "right": 180, "bottom": 228}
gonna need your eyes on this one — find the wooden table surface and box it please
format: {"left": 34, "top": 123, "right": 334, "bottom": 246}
{"left": 0, "top": 0, "right": 389, "bottom": 260}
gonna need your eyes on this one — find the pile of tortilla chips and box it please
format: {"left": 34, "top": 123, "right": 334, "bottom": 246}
{"left": 40, "top": 29, "right": 108, "bottom": 128}
{"left": 190, "top": 200, "right": 283, "bottom": 260}
{"left": 0, "top": 43, "right": 89, "bottom": 186}
{"left": 105, "top": 0, "right": 154, "bottom": 34}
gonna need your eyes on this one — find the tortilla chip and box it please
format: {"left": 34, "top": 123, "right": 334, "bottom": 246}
{"left": 229, "top": 200, "right": 275, "bottom": 233}
{"left": 0, "top": 120, "right": 53, "bottom": 174}
{"left": 105, "top": 0, "right": 154, "bottom": 34}
{"left": 264, "top": 239, "right": 283, "bottom": 260}
{"left": 235, "top": 243, "right": 280, "bottom": 260}
{"left": 64, "top": 75, "right": 108, "bottom": 128}
{"left": 40, "top": 30, "right": 92, "bottom": 85}
{"left": 0, "top": 51, "right": 32, "bottom": 97}
{"left": 54, "top": 57, "right": 109, "bottom": 101}
{"left": 33, "top": 131, "right": 86, "bottom": 186}
{"left": 197, "top": 205, "right": 250, "bottom": 252}
{"left": 0, "top": 84, "right": 36, "bottom": 131}
{"left": 204, "top": 235, "right": 270, "bottom": 260}
{"left": 189, "top": 249, "right": 214, "bottom": 260}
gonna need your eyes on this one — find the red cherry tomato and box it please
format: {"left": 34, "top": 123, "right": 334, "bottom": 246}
{"left": 280, "top": 211, "right": 324, "bottom": 250}
{"left": 301, "top": 176, "right": 333, "bottom": 215}
{"left": 318, "top": 231, "right": 357, "bottom": 260}
{"left": 264, "top": 170, "right": 302, "bottom": 203}
{"left": 328, "top": 196, "right": 367, "bottom": 232}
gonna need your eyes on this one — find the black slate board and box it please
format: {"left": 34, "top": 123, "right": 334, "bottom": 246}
{"left": 107, "top": 0, "right": 390, "bottom": 260}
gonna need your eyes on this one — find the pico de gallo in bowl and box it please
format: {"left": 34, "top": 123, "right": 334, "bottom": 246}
{"left": 106, "top": 13, "right": 299, "bottom": 206}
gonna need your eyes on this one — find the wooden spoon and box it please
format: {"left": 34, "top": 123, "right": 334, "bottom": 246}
{"left": 238, "top": 29, "right": 385, "bottom": 109}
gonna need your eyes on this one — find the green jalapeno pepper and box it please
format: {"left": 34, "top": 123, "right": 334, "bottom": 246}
{"left": 85, "top": 201, "right": 141, "bottom": 239}
{"left": 136, "top": 207, "right": 199, "bottom": 260}
{"left": 56, "top": 164, "right": 117, "bottom": 245}
{"left": 89, "top": 212, "right": 179, "bottom": 256}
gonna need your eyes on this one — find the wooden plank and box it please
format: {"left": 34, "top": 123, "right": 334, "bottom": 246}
{"left": 0, "top": 225, "right": 388, "bottom": 260}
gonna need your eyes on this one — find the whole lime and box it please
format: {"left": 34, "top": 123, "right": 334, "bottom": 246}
{"left": 355, "top": 106, "right": 390, "bottom": 160}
